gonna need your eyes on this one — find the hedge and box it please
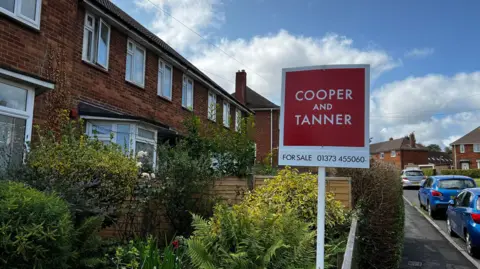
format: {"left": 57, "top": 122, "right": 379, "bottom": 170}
{"left": 422, "top": 168, "right": 435, "bottom": 176}
{"left": 441, "top": 169, "right": 480, "bottom": 178}
{"left": 337, "top": 159, "right": 404, "bottom": 269}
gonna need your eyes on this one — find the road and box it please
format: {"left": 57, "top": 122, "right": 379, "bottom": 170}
{"left": 403, "top": 188, "right": 480, "bottom": 267}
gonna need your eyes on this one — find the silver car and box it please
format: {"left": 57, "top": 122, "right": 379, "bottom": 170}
{"left": 401, "top": 169, "right": 425, "bottom": 188}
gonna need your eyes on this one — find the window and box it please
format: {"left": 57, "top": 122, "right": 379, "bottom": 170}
{"left": 460, "top": 192, "right": 472, "bottom": 207}
{"left": 477, "top": 160, "right": 480, "bottom": 169}
{"left": 223, "top": 101, "right": 230, "bottom": 127}
{"left": 125, "top": 40, "right": 146, "bottom": 87}
{"left": 460, "top": 144, "right": 465, "bottom": 153}
{"left": 0, "top": 78, "right": 35, "bottom": 171}
{"left": 182, "top": 75, "right": 194, "bottom": 110}
{"left": 82, "top": 13, "right": 111, "bottom": 69}
{"left": 207, "top": 92, "right": 216, "bottom": 121}
{"left": 380, "top": 152, "right": 384, "bottom": 159}
{"left": 86, "top": 121, "right": 157, "bottom": 168}
{"left": 157, "top": 60, "right": 173, "bottom": 100}
{"left": 474, "top": 144, "right": 480, "bottom": 153}
{"left": 391, "top": 150, "right": 396, "bottom": 157}
{"left": 438, "top": 179, "right": 475, "bottom": 189}
{"left": 405, "top": 170, "right": 424, "bottom": 176}
{"left": 235, "top": 108, "right": 241, "bottom": 132}
{"left": 0, "top": 0, "right": 42, "bottom": 29}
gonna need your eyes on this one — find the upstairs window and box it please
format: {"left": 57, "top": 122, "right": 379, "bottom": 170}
{"left": 157, "top": 60, "right": 173, "bottom": 100}
{"left": 208, "top": 92, "right": 216, "bottom": 121}
{"left": 0, "top": 0, "right": 42, "bottom": 29}
{"left": 223, "top": 102, "right": 230, "bottom": 128}
{"left": 82, "top": 13, "right": 111, "bottom": 69}
{"left": 460, "top": 144, "right": 465, "bottom": 153}
{"left": 235, "top": 108, "right": 241, "bottom": 132}
{"left": 391, "top": 150, "right": 396, "bottom": 157}
{"left": 182, "top": 76, "right": 194, "bottom": 110}
{"left": 125, "top": 40, "right": 146, "bottom": 87}
{"left": 474, "top": 144, "right": 480, "bottom": 153}
{"left": 380, "top": 152, "right": 384, "bottom": 159}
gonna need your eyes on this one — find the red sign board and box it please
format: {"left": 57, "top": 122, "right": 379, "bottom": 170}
{"left": 279, "top": 65, "right": 370, "bottom": 168}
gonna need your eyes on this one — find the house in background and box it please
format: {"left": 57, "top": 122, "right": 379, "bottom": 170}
{"left": 233, "top": 70, "right": 280, "bottom": 166}
{"left": 0, "top": 0, "right": 252, "bottom": 169}
{"left": 370, "top": 133, "right": 429, "bottom": 169}
{"left": 451, "top": 127, "right": 480, "bottom": 170}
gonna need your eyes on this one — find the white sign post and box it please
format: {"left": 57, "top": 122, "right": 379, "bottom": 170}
{"left": 278, "top": 65, "right": 370, "bottom": 269}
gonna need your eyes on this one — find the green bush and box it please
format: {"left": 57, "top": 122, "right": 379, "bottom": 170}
{"left": 0, "top": 181, "right": 73, "bottom": 268}
{"left": 422, "top": 168, "right": 435, "bottom": 176}
{"left": 337, "top": 160, "right": 404, "bottom": 269}
{"left": 441, "top": 169, "right": 480, "bottom": 178}
{"left": 187, "top": 204, "right": 316, "bottom": 269}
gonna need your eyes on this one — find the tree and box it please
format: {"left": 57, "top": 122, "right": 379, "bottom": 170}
{"left": 444, "top": 146, "right": 452, "bottom": 155}
{"left": 426, "top": 144, "right": 441, "bottom": 152}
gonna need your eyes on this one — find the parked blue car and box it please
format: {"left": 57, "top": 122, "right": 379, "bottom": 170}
{"left": 418, "top": 176, "right": 476, "bottom": 218}
{"left": 446, "top": 188, "right": 480, "bottom": 256}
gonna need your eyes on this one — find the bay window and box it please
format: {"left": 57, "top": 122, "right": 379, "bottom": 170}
{"left": 0, "top": 0, "right": 42, "bottom": 29}
{"left": 82, "top": 13, "right": 111, "bottom": 69}
{"left": 126, "top": 40, "right": 146, "bottom": 87}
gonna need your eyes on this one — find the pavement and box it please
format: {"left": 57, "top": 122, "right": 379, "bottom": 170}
{"left": 401, "top": 189, "right": 479, "bottom": 269}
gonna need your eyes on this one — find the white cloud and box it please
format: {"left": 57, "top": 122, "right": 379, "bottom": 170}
{"left": 370, "top": 72, "right": 480, "bottom": 148}
{"left": 135, "top": 0, "right": 224, "bottom": 52}
{"left": 405, "top": 47, "right": 434, "bottom": 58}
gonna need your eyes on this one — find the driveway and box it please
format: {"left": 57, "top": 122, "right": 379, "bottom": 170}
{"left": 402, "top": 188, "right": 479, "bottom": 268}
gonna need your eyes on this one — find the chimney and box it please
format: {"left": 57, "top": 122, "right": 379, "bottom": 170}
{"left": 389, "top": 137, "right": 393, "bottom": 141}
{"left": 235, "top": 70, "right": 247, "bottom": 105}
{"left": 409, "top": 133, "right": 416, "bottom": 148}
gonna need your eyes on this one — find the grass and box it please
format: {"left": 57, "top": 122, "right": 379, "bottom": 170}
{"left": 475, "top": 179, "right": 480, "bottom": 186}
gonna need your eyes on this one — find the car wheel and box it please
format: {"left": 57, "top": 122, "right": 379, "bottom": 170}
{"left": 428, "top": 201, "right": 436, "bottom": 219}
{"left": 446, "top": 217, "right": 457, "bottom": 237}
{"left": 466, "top": 231, "right": 477, "bottom": 257}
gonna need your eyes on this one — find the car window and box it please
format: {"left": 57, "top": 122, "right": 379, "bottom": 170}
{"left": 438, "top": 179, "right": 475, "bottom": 189}
{"left": 456, "top": 192, "right": 465, "bottom": 205}
{"left": 425, "top": 178, "right": 433, "bottom": 188}
{"left": 461, "top": 192, "right": 472, "bottom": 207}
{"left": 405, "top": 170, "right": 424, "bottom": 176}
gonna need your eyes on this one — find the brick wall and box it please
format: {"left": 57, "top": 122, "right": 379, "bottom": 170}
{"left": 401, "top": 150, "right": 428, "bottom": 168}
{"left": 254, "top": 110, "right": 279, "bottom": 166}
{"left": 1, "top": 0, "right": 246, "bottom": 135}
{"left": 371, "top": 151, "right": 401, "bottom": 168}
{"left": 453, "top": 144, "right": 480, "bottom": 169}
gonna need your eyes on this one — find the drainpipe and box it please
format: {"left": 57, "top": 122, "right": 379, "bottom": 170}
{"left": 454, "top": 144, "right": 457, "bottom": 169}
{"left": 270, "top": 109, "right": 273, "bottom": 165}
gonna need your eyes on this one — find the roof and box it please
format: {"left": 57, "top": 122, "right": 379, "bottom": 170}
{"left": 244, "top": 87, "right": 279, "bottom": 109}
{"left": 451, "top": 127, "right": 480, "bottom": 145}
{"left": 370, "top": 137, "right": 427, "bottom": 153}
{"left": 86, "top": 0, "right": 252, "bottom": 114}
{"left": 466, "top": 188, "right": 480, "bottom": 195}
{"left": 427, "top": 151, "right": 453, "bottom": 165}
{"left": 432, "top": 175, "right": 474, "bottom": 180}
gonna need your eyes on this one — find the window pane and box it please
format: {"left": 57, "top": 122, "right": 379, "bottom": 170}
{"left": 85, "top": 29, "right": 94, "bottom": 62}
{"left": 134, "top": 48, "right": 145, "bottom": 85}
{"left": 97, "top": 22, "right": 109, "bottom": 67}
{"left": 0, "top": 0, "right": 15, "bottom": 12}
{"left": 0, "top": 114, "right": 26, "bottom": 171}
{"left": 163, "top": 65, "right": 172, "bottom": 98}
{"left": 0, "top": 81, "right": 27, "bottom": 111}
{"left": 136, "top": 141, "right": 154, "bottom": 168}
{"left": 20, "top": 0, "right": 37, "bottom": 20}
{"left": 126, "top": 54, "right": 132, "bottom": 81}
{"left": 92, "top": 124, "right": 112, "bottom": 135}
{"left": 116, "top": 124, "right": 130, "bottom": 153}
{"left": 138, "top": 128, "right": 154, "bottom": 140}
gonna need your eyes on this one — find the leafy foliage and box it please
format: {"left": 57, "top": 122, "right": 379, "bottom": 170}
{"left": 0, "top": 181, "right": 73, "bottom": 268}
{"left": 337, "top": 159, "right": 404, "bottom": 269}
{"left": 441, "top": 169, "right": 480, "bottom": 178}
{"left": 426, "top": 144, "right": 441, "bottom": 152}
{"left": 187, "top": 204, "right": 316, "bottom": 269}
{"left": 422, "top": 168, "right": 435, "bottom": 176}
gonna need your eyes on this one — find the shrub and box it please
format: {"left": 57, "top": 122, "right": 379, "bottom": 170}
{"left": 441, "top": 169, "right": 480, "bottom": 178}
{"left": 0, "top": 181, "right": 73, "bottom": 268}
{"left": 13, "top": 117, "right": 138, "bottom": 224}
{"left": 243, "top": 167, "right": 349, "bottom": 239}
{"left": 187, "top": 204, "right": 316, "bottom": 269}
{"left": 337, "top": 159, "right": 404, "bottom": 269}
{"left": 422, "top": 168, "right": 435, "bottom": 176}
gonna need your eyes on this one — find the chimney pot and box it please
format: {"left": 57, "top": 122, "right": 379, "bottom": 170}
{"left": 409, "top": 133, "right": 416, "bottom": 148}
{"left": 389, "top": 137, "right": 393, "bottom": 141}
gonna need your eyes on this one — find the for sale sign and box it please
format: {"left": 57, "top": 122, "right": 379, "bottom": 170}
{"left": 279, "top": 65, "right": 370, "bottom": 168}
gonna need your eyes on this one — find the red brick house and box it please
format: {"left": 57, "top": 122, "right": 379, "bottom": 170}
{"left": 451, "top": 127, "right": 480, "bottom": 170}
{"left": 0, "top": 0, "right": 252, "bottom": 169}
{"left": 234, "top": 70, "right": 279, "bottom": 166}
{"left": 370, "top": 133, "right": 428, "bottom": 169}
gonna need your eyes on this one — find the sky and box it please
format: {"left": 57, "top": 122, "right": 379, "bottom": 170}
{"left": 112, "top": 0, "right": 480, "bottom": 149}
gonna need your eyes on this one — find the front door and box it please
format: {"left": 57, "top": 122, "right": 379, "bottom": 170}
{"left": 462, "top": 162, "right": 470, "bottom": 170}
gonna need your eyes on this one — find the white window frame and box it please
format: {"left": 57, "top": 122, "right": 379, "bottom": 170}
{"left": 85, "top": 120, "right": 157, "bottom": 168}
{"left": 0, "top": 0, "right": 42, "bottom": 30}
{"left": 477, "top": 160, "right": 480, "bottom": 169}
{"left": 391, "top": 150, "right": 396, "bottom": 157}
{"left": 460, "top": 144, "right": 465, "bottom": 153}
{"left": 157, "top": 59, "right": 173, "bottom": 100}
{"left": 82, "top": 13, "right": 111, "bottom": 70}
{"left": 380, "top": 152, "right": 384, "bottom": 159}
{"left": 474, "top": 144, "right": 480, "bottom": 153}
{"left": 207, "top": 91, "right": 216, "bottom": 122}
{"left": 223, "top": 101, "right": 230, "bottom": 128}
{"left": 125, "top": 39, "right": 146, "bottom": 88}
{"left": 182, "top": 75, "right": 194, "bottom": 110}
{"left": 235, "top": 108, "right": 241, "bottom": 132}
